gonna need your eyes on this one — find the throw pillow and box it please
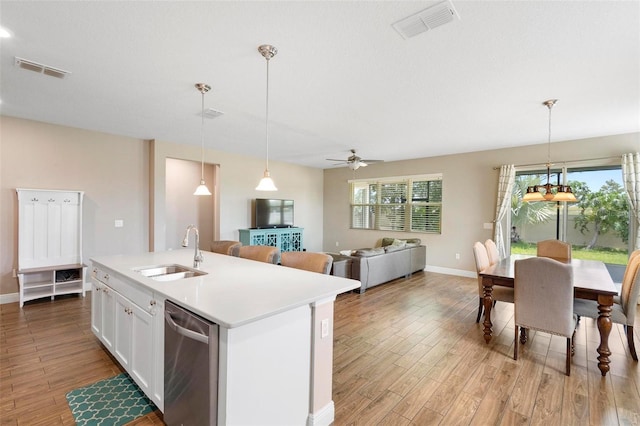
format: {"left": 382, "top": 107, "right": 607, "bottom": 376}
{"left": 353, "top": 247, "right": 385, "bottom": 257}
{"left": 391, "top": 238, "right": 406, "bottom": 247}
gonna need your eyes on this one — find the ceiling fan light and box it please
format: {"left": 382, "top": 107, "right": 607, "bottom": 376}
{"left": 348, "top": 162, "right": 360, "bottom": 171}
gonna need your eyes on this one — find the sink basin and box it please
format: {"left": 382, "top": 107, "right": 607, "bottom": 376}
{"left": 134, "top": 264, "right": 207, "bottom": 281}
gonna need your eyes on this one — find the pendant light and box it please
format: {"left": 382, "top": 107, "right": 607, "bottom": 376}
{"left": 255, "top": 44, "right": 278, "bottom": 191}
{"left": 194, "top": 83, "right": 212, "bottom": 196}
{"left": 522, "top": 99, "right": 577, "bottom": 203}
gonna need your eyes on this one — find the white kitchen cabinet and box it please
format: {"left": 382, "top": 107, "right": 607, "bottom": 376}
{"left": 101, "top": 284, "right": 116, "bottom": 352}
{"left": 114, "top": 292, "right": 132, "bottom": 369}
{"left": 90, "top": 266, "right": 163, "bottom": 411}
{"left": 16, "top": 189, "right": 85, "bottom": 307}
{"left": 130, "top": 300, "right": 154, "bottom": 394}
{"left": 91, "top": 281, "right": 102, "bottom": 336}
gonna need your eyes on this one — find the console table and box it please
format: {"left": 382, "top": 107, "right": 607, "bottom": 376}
{"left": 239, "top": 227, "right": 304, "bottom": 252}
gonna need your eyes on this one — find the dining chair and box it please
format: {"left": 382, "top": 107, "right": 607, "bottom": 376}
{"left": 472, "top": 241, "right": 514, "bottom": 323}
{"left": 484, "top": 239, "right": 500, "bottom": 266}
{"left": 514, "top": 256, "right": 576, "bottom": 375}
{"left": 238, "top": 245, "right": 280, "bottom": 264}
{"left": 537, "top": 239, "right": 571, "bottom": 261}
{"left": 281, "top": 252, "right": 333, "bottom": 274}
{"left": 210, "top": 240, "right": 242, "bottom": 257}
{"left": 573, "top": 249, "right": 640, "bottom": 361}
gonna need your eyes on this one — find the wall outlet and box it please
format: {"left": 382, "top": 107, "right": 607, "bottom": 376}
{"left": 455, "top": 253, "right": 460, "bottom": 260}
{"left": 321, "top": 319, "right": 329, "bottom": 338}
{"left": 12, "top": 268, "right": 17, "bottom": 278}
{"left": 483, "top": 222, "right": 493, "bottom": 230}
{"left": 114, "top": 219, "right": 124, "bottom": 228}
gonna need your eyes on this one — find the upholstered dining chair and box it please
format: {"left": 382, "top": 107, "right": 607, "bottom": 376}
{"left": 238, "top": 245, "right": 280, "bottom": 264}
{"left": 473, "top": 241, "right": 514, "bottom": 323}
{"left": 514, "top": 257, "right": 576, "bottom": 376}
{"left": 210, "top": 240, "right": 242, "bottom": 257}
{"left": 281, "top": 252, "right": 333, "bottom": 274}
{"left": 484, "top": 239, "right": 500, "bottom": 266}
{"left": 573, "top": 249, "right": 640, "bottom": 361}
{"left": 537, "top": 239, "right": 572, "bottom": 261}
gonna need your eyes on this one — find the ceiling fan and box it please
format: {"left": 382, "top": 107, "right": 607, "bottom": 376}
{"left": 326, "top": 149, "right": 383, "bottom": 170}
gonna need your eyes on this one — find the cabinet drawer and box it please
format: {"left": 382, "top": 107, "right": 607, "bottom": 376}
{"left": 94, "top": 270, "right": 153, "bottom": 312}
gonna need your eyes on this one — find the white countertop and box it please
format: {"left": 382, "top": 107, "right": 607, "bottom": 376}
{"left": 90, "top": 249, "right": 361, "bottom": 328}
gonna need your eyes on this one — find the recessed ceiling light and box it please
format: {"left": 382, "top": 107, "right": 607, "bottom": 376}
{"left": 0, "top": 27, "right": 12, "bottom": 38}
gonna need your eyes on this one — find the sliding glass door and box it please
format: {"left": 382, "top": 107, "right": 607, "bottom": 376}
{"left": 510, "top": 164, "right": 629, "bottom": 269}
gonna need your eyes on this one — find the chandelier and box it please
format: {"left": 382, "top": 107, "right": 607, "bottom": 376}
{"left": 521, "top": 99, "right": 577, "bottom": 203}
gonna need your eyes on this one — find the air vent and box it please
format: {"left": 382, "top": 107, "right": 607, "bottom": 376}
{"left": 392, "top": 0, "right": 459, "bottom": 39}
{"left": 15, "top": 57, "right": 70, "bottom": 79}
{"left": 203, "top": 108, "right": 224, "bottom": 119}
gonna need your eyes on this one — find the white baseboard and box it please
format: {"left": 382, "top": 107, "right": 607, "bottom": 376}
{"left": 424, "top": 265, "right": 476, "bottom": 278}
{"left": 306, "top": 401, "right": 334, "bottom": 426}
{"left": 0, "top": 292, "right": 19, "bottom": 304}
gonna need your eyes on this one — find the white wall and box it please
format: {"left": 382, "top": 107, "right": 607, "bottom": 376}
{"left": 165, "top": 158, "right": 216, "bottom": 250}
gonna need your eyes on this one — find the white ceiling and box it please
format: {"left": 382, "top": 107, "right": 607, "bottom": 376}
{"left": 1, "top": 1, "right": 639, "bottom": 169}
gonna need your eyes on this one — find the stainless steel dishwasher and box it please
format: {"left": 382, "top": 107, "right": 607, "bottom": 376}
{"left": 164, "top": 300, "right": 218, "bottom": 425}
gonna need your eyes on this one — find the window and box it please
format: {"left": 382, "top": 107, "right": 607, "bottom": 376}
{"left": 350, "top": 174, "right": 442, "bottom": 233}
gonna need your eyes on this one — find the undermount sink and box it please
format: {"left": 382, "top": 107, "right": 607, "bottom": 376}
{"left": 134, "top": 264, "right": 207, "bottom": 281}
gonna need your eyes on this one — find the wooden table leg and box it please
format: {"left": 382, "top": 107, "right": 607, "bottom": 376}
{"left": 596, "top": 295, "right": 614, "bottom": 376}
{"left": 482, "top": 278, "right": 493, "bottom": 343}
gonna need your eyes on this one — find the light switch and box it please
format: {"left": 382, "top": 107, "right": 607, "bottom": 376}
{"left": 115, "top": 219, "right": 124, "bottom": 228}
{"left": 321, "top": 319, "right": 329, "bottom": 338}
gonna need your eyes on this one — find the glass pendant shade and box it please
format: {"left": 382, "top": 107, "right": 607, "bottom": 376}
{"left": 256, "top": 170, "right": 277, "bottom": 191}
{"left": 194, "top": 180, "right": 212, "bottom": 196}
{"left": 522, "top": 187, "right": 544, "bottom": 202}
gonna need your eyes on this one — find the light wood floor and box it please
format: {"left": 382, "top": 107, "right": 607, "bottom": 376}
{"left": 1, "top": 271, "right": 639, "bottom": 425}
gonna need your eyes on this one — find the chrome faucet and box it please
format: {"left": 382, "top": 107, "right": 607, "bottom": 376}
{"left": 182, "top": 225, "right": 204, "bottom": 268}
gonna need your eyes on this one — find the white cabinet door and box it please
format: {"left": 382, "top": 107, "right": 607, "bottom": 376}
{"left": 91, "top": 281, "right": 102, "bottom": 337}
{"left": 150, "top": 298, "right": 164, "bottom": 411}
{"left": 101, "top": 285, "right": 116, "bottom": 351}
{"left": 18, "top": 198, "right": 48, "bottom": 268}
{"left": 130, "top": 301, "right": 154, "bottom": 396}
{"left": 114, "top": 292, "right": 132, "bottom": 369}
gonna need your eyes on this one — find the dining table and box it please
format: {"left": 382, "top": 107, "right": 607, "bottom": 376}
{"left": 479, "top": 254, "right": 618, "bottom": 376}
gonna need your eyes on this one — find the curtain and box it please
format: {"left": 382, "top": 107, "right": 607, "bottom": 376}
{"left": 622, "top": 153, "right": 640, "bottom": 250}
{"left": 493, "top": 164, "right": 516, "bottom": 258}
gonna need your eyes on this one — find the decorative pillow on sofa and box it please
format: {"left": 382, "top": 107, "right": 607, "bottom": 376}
{"left": 381, "top": 237, "right": 421, "bottom": 248}
{"left": 384, "top": 244, "right": 406, "bottom": 253}
{"left": 353, "top": 247, "right": 385, "bottom": 257}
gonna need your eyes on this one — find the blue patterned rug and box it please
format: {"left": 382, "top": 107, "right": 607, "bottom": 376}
{"left": 66, "top": 373, "right": 157, "bottom": 426}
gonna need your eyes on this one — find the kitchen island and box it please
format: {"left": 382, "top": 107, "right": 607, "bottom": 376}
{"left": 90, "top": 249, "right": 360, "bottom": 426}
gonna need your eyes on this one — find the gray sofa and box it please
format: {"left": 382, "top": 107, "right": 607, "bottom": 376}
{"left": 342, "top": 239, "right": 426, "bottom": 293}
